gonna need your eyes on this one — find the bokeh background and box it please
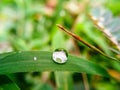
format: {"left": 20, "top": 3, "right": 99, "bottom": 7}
{"left": 0, "top": 0, "right": 120, "bottom": 90}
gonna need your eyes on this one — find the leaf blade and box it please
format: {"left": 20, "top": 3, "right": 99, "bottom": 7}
{"left": 0, "top": 51, "right": 109, "bottom": 77}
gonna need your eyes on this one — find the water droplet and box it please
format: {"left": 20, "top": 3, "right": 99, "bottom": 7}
{"left": 34, "top": 56, "right": 37, "bottom": 61}
{"left": 52, "top": 48, "right": 68, "bottom": 64}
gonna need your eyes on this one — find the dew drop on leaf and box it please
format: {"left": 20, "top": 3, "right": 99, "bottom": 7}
{"left": 34, "top": 56, "right": 37, "bottom": 61}
{"left": 52, "top": 48, "right": 68, "bottom": 64}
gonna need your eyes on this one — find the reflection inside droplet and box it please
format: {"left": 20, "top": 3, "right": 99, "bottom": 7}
{"left": 52, "top": 48, "right": 68, "bottom": 64}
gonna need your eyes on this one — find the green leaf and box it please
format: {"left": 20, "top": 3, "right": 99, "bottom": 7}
{"left": 0, "top": 51, "right": 109, "bottom": 77}
{"left": 0, "top": 75, "right": 20, "bottom": 90}
{"left": 55, "top": 72, "right": 73, "bottom": 90}
{"left": 52, "top": 31, "right": 66, "bottom": 50}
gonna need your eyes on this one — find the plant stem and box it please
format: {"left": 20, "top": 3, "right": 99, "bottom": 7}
{"left": 56, "top": 24, "right": 120, "bottom": 62}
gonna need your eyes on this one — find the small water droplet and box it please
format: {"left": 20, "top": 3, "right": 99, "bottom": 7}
{"left": 52, "top": 48, "right": 68, "bottom": 64}
{"left": 34, "top": 56, "right": 37, "bottom": 61}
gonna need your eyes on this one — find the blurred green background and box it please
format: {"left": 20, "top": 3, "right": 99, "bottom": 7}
{"left": 0, "top": 0, "right": 120, "bottom": 90}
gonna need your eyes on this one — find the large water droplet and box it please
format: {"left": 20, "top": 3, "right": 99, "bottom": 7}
{"left": 52, "top": 48, "right": 68, "bottom": 64}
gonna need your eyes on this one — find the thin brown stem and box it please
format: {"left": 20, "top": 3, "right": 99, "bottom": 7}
{"left": 56, "top": 24, "right": 120, "bottom": 62}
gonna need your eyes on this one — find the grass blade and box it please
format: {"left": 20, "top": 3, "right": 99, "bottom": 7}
{"left": 0, "top": 51, "right": 109, "bottom": 77}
